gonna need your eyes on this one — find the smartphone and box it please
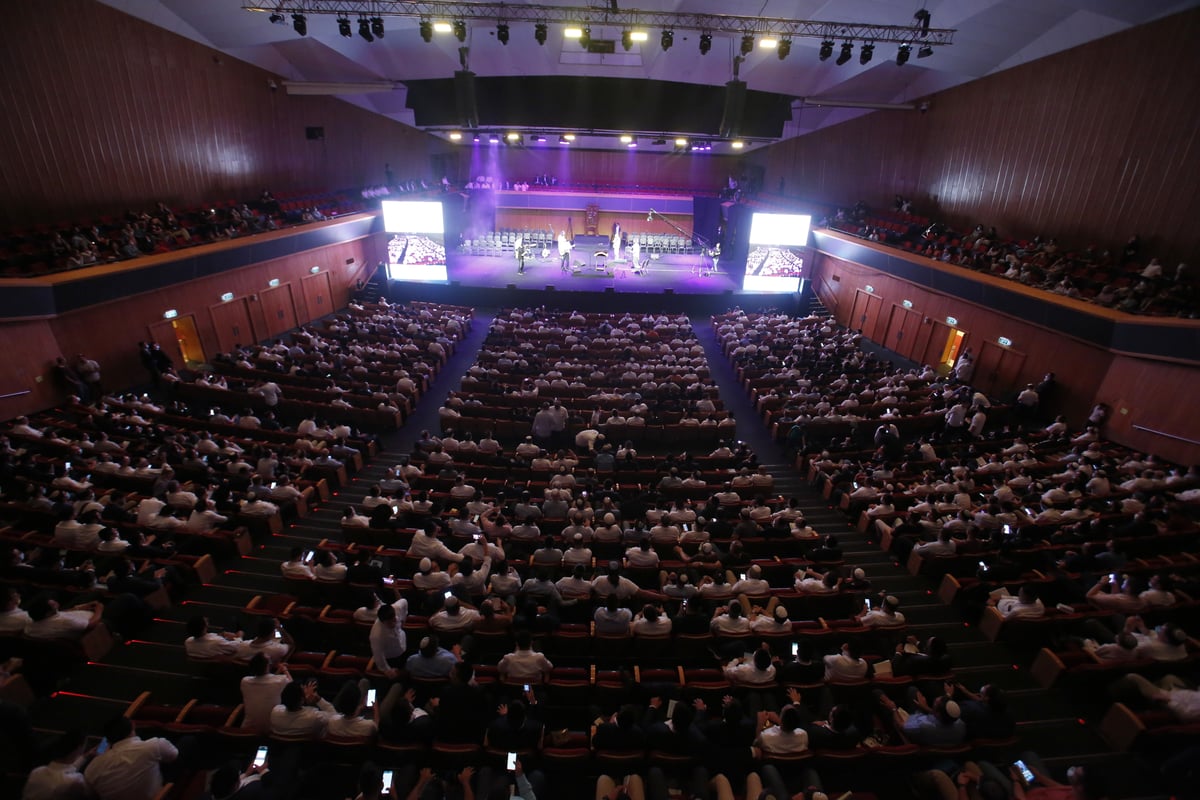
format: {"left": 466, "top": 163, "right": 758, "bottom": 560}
{"left": 581, "top": 491, "right": 588, "bottom": 498}
{"left": 96, "top": 737, "right": 109, "bottom": 755}
{"left": 505, "top": 751, "right": 517, "bottom": 771}
{"left": 1110, "top": 573, "right": 1119, "bottom": 583}
{"left": 474, "top": 533, "right": 483, "bottom": 541}
{"left": 65, "top": 461, "right": 72, "bottom": 472}
{"left": 978, "top": 561, "right": 986, "bottom": 569}
{"left": 853, "top": 482, "right": 860, "bottom": 490}
{"left": 739, "top": 573, "right": 747, "bottom": 582}
{"left": 303, "top": 550, "right": 314, "bottom": 562}
{"left": 253, "top": 745, "right": 268, "bottom": 768}
{"left": 865, "top": 598, "right": 872, "bottom": 610}
{"left": 270, "top": 482, "right": 277, "bottom": 490}
{"left": 382, "top": 770, "right": 395, "bottom": 791}
{"left": 666, "top": 699, "right": 678, "bottom": 717}
{"left": 366, "top": 688, "right": 377, "bottom": 707}
{"left": 523, "top": 683, "right": 531, "bottom": 693}
{"left": 791, "top": 642, "right": 799, "bottom": 657}
{"left": 1014, "top": 759, "right": 1035, "bottom": 784}
{"left": 1002, "top": 524, "right": 1012, "bottom": 536}
{"left": 444, "top": 589, "right": 454, "bottom": 599}
{"left": 392, "top": 504, "right": 400, "bottom": 514}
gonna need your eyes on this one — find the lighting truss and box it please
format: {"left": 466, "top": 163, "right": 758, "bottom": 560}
{"left": 243, "top": 1, "right": 956, "bottom": 47}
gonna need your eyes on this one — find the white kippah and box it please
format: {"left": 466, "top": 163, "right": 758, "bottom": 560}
{"left": 418, "top": 557, "right": 432, "bottom": 571}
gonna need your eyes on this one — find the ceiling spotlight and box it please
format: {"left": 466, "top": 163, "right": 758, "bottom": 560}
{"left": 740, "top": 34, "right": 754, "bottom": 55}
{"left": 291, "top": 14, "right": 306, "bottom": 36}
{"left": 370, "top": 17, "right": 384, "bottom": 39}
{"left": 699, "top": 32, "right": 712, "bottom": 55}
{"left": 268, "top": 13, "right": 285, "bottom": 24}
{"left": 563, "top": 133, "right": 576, "bottom": 141}
{"left": 358, "top": 17, "right": 373, "bottom": 42}
{"left": 819, "top": 40, "right": 834, "bottom": 61}
{"left": 859, "top": 42, "right": 874, "bottom": 64}
{"left": 661, "top": 30, "right": 673, "bottom": 50}
{"left": 896, "top": 44, "right": 911, "bottom": 65}
{"left": 534, "top": 23, "right": 547, "bottom": 45}
{"left": 534, "top": 135, "right": 547, "bottom": 143}
{"left": 580, "top": 26, "right": 591, "bottom": 48}
{"left": 914, "top": 8, "right": 932, "bottom": 35}
{"left": 453, "top": 20, "right": 467, "bottom": 42}
{"left": 506, "top": 132, "right": 520, "bottom": 141}
{"left": 488, "top": 133, "right": 500, "bottom": 143}
{"left": 433, "top": 21, "right": 453, "bottom": 33}
{"left": 497, "top": 22, "right": 509, "bottom": 45}
{"left": 731, "top": 141, "right": 745, "bottom": 149}
{"left": 559, "top": 135, "right": 571, "bottom": 144}
{"left": 918, "top": 43, "right": 933, "bottom": 58}
{"left": 622, "top": 30, "right": 633, "bottom": 51}
{"left": 777, "top": 39, "right": 791, "bottom": 59}
{"left": 449, "top": 132, "right": 463, "bottom": 141}
{"left": 759, "top": 37, "right": 777, "bottom": 50}
{"left": 631, "top": 31, "right": 648, "bottom": 42}
{"left": 564, "top": 27, "right": 582, "bottom": 39}
{"left": 338, "top": 16, "right": 352, "bottom": 37}
{"left": 836, "top": 41, "right": 853, "bottom": 65}
{"left": 674, "top": 138, "right": 688, "bottom": 147}
{"left": 620, "top": 134, "right": 633, "bottom": 144}
{"left": 627, "top": 139, "right": 638, "bottom": 148}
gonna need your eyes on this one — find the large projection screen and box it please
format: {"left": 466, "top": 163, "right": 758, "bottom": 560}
{"left": 743, "top": 212, "right": 812, "bottom": 293}
{"left": 381, "top": 200, "right": 448, "bottom": 282}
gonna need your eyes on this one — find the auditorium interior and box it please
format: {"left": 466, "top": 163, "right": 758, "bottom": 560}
{"left": 1, "top": 2, "right": 1199, "bottom": 799}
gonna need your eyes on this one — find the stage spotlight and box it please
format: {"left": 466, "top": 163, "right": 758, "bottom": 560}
{"left": 620, "top": 134, "right": 633, "bottom": 144}
{"left": 731, "top": 140, "right": 745, "bottom": 149}
{"left": 896, "top": 44, "right": 911, "bottom": 65}
{"left": 580, "top": 26, "right": 591, "bottom": 48}
{"left": 699, "top": 32, "right": 712, "bottom": 55}
{"left": 338, "top": 16, "right": 352, "bottom": 37}
{"left": 819, "top": 40, "right": 834, "bottom": 60}
{"left": 563, "top": 133, "right": 576, "bottom": 141}
{"left": 497, "top": 22, "right": 509, "bottom": 45}
{"left": 674, "top": 137, "right": 688, "bottom": 147}
{"left": 488, "top": 133, "right": 500, "bottom": 143}
{"left": 453, "top": 20, "right": 467, "bottom": 42}
{"left": 534, "top": 23, "right": 547, "bottom": 45}
{"left": 836, "top": 41, "right": 853, "bottom": 65}
{"left": 534, "top": 135, "right": 547, "bottom": 143}
{"left": 558, "top": 135, "right": 571, "bottom": 145}
{"left": 859, "top": 42, "right": 874, "bottom": 64}
{"left": 740, "top": 34, "right": 754, "bottom": 55}
{"left": 292, "top": 14, "right": 306, "bottom": 36}
{"left": 914, "top": 9, "right": 931, "bottom": 35}
{"left": 433, "top": 22, "right": 452, "bottom": 33}
{"left": 777, "top": 38, "right": 791, "bottom": 59}
{"left": 622, "top": 30, "right": 632, "bottom": 51}
{"left": 358, "top": 17, "right": 373, "bottom": 42}
{"left": 268, "top": 13, "right": 284, "bottom": 24}
{"left": 661, "top": 30, "right": 673, "bottom": 50}
{"left": 918, "top": 43, "right": 933, "bottom": 58}
{"left": 759, "top": 37, "right": 777, "bottom": 50}
{"left": 564, "top": 27, "right": 582, "bottom": 38}
{"left": 371, "top": 17, "right": 384, "bottom": 39}
{"left": 449, "top": 132, "right": 463, "bottom": 141}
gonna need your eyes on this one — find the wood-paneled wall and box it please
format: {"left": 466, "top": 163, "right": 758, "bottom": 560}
{"left": 812, "top": 251, "right": 1200, "bottom": 464}
{"left": 0, "top": 237, "right": 369, "bottom": 419}
{"left": 0, "top": 0, "right": 446, "bottom": 226}
{"left": 456, "top": 148, "right": 734, "bottom": 192}
{"left": 754, "top": 9, "right": 1200, "bottom": 264}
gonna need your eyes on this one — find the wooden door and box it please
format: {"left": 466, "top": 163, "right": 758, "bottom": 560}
{"left": 259, "top": 284, "right": 298, "bottom": 339}
{"left": 209, "top": 298, "right": 256, "bottom": 355}
{"left": 849, "top": 290, "right": 882, "bottom": 339}
{"left": 301, "top": 270, "right": 334, "bottom": 323}
{"left": 147, "top": 319, "right": 186, "bottom": 367}
{"left": 996, "top": 347, "right": 1027, "bottom": 395}
{"left": 922, "top": 320, "right": 951, "bottom": 370}
{"left": 882, "top": 304, "right": 922, "bottom": 360}
{"left": 975, "top": 342, "right": 1006, "bottom": 395}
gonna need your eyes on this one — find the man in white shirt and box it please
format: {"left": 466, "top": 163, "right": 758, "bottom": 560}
{"left": 240, "top": 654, "right": 291, "bottom": 731}
{"left": 498, "top": 630, "right": 554, "bottom": 684}
{"left": 369, "top": 600, "right": 409, "bottom": 678}
{"left": 269, "top": 680, "right": 336, "bottom": 738}
{"left": 991, "top": 585, "right": 1046, "bottom": 619}
{"left": 429, "top": 596, "right": 481, "bottom": 634}
{"left": 84, "top": 716, "right": 179, "bottom": 800}
{"left": 184, "top": 615, "right": 249, "bottom": 660}
{"left": 21, "top": 729, "right": 89, "bottom": 800}
{"left": 0, "top": 585, "right": 31, "bottom": 633}
{"left": 823, "top": 641, "right": 869, "bottom": 681}
{"left": 24, "top": 596, "right": 104, "bottom": 641}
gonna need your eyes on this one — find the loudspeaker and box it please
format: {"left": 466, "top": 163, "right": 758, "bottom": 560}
{"left": 454, "top": 70, "right": 479, "bottom": 129}
{"left": 305, "top": 126, "right": 325, "bottom": 140}
{"left": 719, "top": 80, "right": 746, "bottom": 139}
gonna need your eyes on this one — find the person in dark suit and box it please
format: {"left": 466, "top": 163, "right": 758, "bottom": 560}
{"left": 432, "top": 662, "right": 489, "bottom": 744}
{"left": 592, "top": 704, "right": 647, "bottom": 752}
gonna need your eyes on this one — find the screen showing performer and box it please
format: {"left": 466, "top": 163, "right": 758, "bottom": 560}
{"left": 381, "top": 200, "right": 448, "bottom": 282}
{"left": 742, "top": 212, "right": 812, "bottom": 292}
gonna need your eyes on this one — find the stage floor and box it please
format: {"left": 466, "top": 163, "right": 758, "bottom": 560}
{"left": 439, "top": 252, "right": 740, "bottom": 294}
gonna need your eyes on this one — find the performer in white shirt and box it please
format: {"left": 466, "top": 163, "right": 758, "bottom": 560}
{"left": 612, "top": 223, "right": 622, "bottom": 260}
{"left": 557, "top": 231, "right": 571, "bottom": 271}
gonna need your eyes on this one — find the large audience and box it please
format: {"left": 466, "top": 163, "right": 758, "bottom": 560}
{"left": 824, "top": 201, "right": 1197, "bottom": 317}
{"left": 1, "top": 300, "right": 1197, "bottom": 800}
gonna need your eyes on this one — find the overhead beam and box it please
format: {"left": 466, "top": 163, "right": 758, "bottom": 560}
{"left": 243, "top": 2, "right": 956, "bottom": 46}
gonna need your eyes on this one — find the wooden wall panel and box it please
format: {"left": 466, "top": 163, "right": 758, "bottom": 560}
{"left": 258, "top": 285, "right": 299, "bottom": 340}
{"left": 1094, "top": 357, "right": 1200, "bottom": 465}
{"left": 754, "top": 9, "right": 1200, "bottom": 265}
{"left": 209, "top": 299, "right": 257, "bottom": 356}
{"left": 0, "top": 0, "right": 447, "bottom": 226}
{"left": 812, "top": 252, "right": 1112, "bottom": 422}
{"left": 0, "top": 320, "right": 68, "bottom": 419}
{"left": 460, "top": 149, "right": 732, "bottom": 192}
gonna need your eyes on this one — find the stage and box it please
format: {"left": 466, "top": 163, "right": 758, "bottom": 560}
{"left": 444, "top": 251, "right": 738, "bottom": 294}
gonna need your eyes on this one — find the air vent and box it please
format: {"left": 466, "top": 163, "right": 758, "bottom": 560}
{"left": 587, "top": 39, "right": 616, "bottom": 54}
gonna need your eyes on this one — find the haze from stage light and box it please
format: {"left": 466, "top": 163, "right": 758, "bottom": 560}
{"left": 381, "top": 200, "right": 445, "bottom": 234}
{"left": 748, "top": 213, "right": 812, "bottom": 247}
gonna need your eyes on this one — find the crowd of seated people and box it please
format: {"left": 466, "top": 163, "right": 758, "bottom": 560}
{"left": 0, "top": 188, "right": 362, "bottom": 277}
{"left": 711, "top": 307, "right": 1200, "bottom": 794}
{"left": 823, "top": 203, "right": 1197, "bottom": 317}
{"left": 174, "top": 300, "right": 471, "bottom": 430}
{"left": 745, "top": 247, "right": 805, "bottom": 278}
